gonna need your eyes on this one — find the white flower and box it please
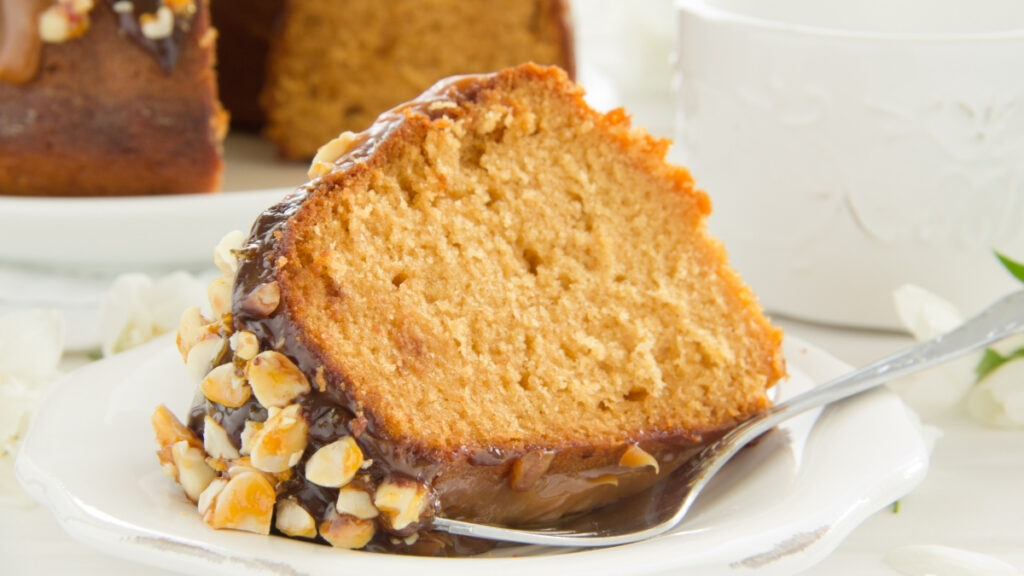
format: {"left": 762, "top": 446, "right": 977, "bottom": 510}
{"left": 967, "top": 351, "right": 1024, "bottom": 427}
{"left": 0, "top": 309, "right": 65, "bottom": 503}
{"left": 889, "top": 285, "right": 980, "bottom": 418}
{"left": 892, "top": 284, "right": 1024, "bottom": 427}
{"left": 99, "top": 271, "right": 205, "bottom": 356}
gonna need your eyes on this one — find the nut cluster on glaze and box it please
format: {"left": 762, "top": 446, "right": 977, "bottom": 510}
{"left": 37, "top": 0, "right": 94, "bottom": 43}
{"left": 36, "top": 0, "right": 197, "bottom": 43}
{"left": 152, "top": 231, "right": 436, "bottom": 550}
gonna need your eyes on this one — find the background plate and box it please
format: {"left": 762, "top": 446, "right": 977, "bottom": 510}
{"left": 0, "top": 135, "right": 310, "bottom": 272}
{"left": 15, "top": 335, "right": 929, "bottom": 575}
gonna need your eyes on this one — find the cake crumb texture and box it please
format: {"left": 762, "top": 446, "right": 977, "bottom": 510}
{"left": 276, "top": 64, "right": 785, "bottom": 454}
{"left": 261, "top": 0, "right": 573, "bottom": 159}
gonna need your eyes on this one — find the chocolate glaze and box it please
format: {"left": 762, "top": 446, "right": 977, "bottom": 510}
{"left": 1, "top": 0, "right": 200, "bottom": 85}
{"left": 188, "top": 396, "right": 268, "bottom": 449}
{"left": 106, "top": 0, "right": 193, "bottom": 74}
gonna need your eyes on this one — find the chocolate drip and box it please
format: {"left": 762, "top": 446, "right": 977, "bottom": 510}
{"left": 188, "top": 396, "right": 268, "bottom": 449}
{"left": 105, "top": 0, "right": 191, "bottom": 74}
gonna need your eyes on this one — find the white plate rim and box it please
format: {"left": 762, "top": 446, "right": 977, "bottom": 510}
{"left": 14, "top": 334, "right": 930, "bottom": 576}
{"left": 0, "top": 188, "right": 293, "bottom": 270}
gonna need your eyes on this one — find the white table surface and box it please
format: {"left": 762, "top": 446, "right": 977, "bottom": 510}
{"left": 2, "top": 314, "right": 1022, "bottom": 575}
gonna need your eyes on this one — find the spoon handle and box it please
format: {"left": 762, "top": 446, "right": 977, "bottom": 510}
{"left": 760, "top": 288, "right": 1024, "bottom": 433}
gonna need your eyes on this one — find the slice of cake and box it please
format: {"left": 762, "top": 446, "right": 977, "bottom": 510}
{"left": 154, "top": 63, "right": 785, "bottom": 553}
{"left": 0, "top": 0, "right": 226, "bottom": 197}
{"left": 255, "top": 0, "right": 575, "bottom": 159}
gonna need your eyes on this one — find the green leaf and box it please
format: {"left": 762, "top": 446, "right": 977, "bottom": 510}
{"left": 976, "top": 252, "right": 1024, "bottom": 383}
{"left": 976, "top": 349, "right": 1008, "bottom": 381}
{"left": 976, "top": 346, "right": 1024, "bottom": 383}
{"left": 995, "top": 251, "right": 1024, "bottom": 284}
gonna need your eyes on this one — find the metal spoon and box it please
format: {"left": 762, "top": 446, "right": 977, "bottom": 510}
{"left": 433, "top": 289, "right": 1024, "bottom": 547}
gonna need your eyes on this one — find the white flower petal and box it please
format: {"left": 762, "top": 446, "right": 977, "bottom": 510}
{"left": 887, "top": 355, "right": 978, "bottom": 418}
{"left": 99, "top": 274, "right": 154, "bottom": 356}
{"left": 968, "top": 359, "right": 1024, "bottom": 427}
{"left": 0, "top": 309, "right": 63, "bottom": 503}
{"left": 0, "top": 309, "right": 64, "bottom": 379}
{"left": 886, "top": 544, "right": 1020, "bottom": 576}
{"left": 99, "top": 272, "right": 203, "bottom": 356}
{"left": 893, "top": 284, "right": 963, "bottom": 341}
{"left": 147, "top": 271, "right": 206, "bottom": 333}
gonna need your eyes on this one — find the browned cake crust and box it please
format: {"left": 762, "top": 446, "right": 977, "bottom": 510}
{"left": 0, "top": 0, "right": 225, "bottom": 197}
{"left": 223, "top": 64, "right": 785, "bottom": 535}
{"left": 259, "top": 0, "right": 575, "bottom": 159}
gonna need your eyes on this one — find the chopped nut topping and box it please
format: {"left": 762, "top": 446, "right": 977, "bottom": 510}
{"left": 246, "top": 350, "right": 311, "bottom": 408}
{"left": 171, "top": 440, "right": 217, "bottom": 502}
{"left": 374, "top": 478, "right": 431, "bottom": 534}
{"left": 275, "top": 497, "right": 317, "bottom": 539}
{"left": 249, "top": 404, "right": 308, "bottom": 473}
{"left": 308, "top": 132, "right": 358, "bottom": 179}
{"left": 152, "top": 404, "right": 202, "bottom": 451}
{"left": 203, "top": 415, "right": 240, "bottom": 460}
{"left": 240, "top": 282, "right": 281, "bottom": 317}
{"left": 336, "top": 485, "right": 378, "bottom": 520}
{"left": 197, "top": 478, "right": 227, "bottom": 517}
{"left": 508, "top": 450, "right": 555, "bottom": 491}
{"left": 175, "top": 306, "right": 210, "bottom": 360}
{"left": 140, "top": 6, "right": 174, "bottom": 40}
{"left": 200, "top": 363, "right": 251, "bottom": 408}
{"left": 619, "top": 444, "right": 660, "bottom": 474}
{"left": 305, "top": 436, "right": 363, "bottom": 488}
{"left": 239, "top": 420, "right": 262, "bottom": 456}
{"left": 319, "top": 506, "right": 376, "bottom": 549}
{"left": 163, "top": 0, "right": 196, "bottom": 17}
{"left": 202, "top": 472, "right": 275, "bottom": 535}
{"left": 224, "top": 457, "right": 278, "bottom": 487}
{"left": 213, "top": 230, "right": 246, "bottom": 277}
{"left": 38, "top": 0, "right": 94, "bottom": 43}
{"left": 230, "top": 331, "right": 259, "bottom": 361}
{"left": 207, "top": 276, "right": 233, "bottom": 319}
{"left": 185, "top": 336, "right": 227, "bottom": 384}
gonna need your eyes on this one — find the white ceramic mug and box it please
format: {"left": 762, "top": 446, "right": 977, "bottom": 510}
{"left": 673, "top": 0, "right": 1024, "bottom": 329}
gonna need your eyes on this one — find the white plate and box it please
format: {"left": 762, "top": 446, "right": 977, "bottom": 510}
{"left": 0, "top": 187, "right": 290, "bottom": 271}
{"left": 15, "top": 335, "right": 929, "bottom": 576}
{"left": 0, "top": 134, "right": 311, "bottom": 271}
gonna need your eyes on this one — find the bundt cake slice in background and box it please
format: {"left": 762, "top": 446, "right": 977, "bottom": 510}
{"left": 0, "top": 0, "right": 226, "bottom": 197}
{"left": 256, "top": 0, "right": 575, "bottom": 159}
{"left": 157, "top": 63, "right": 785, "bottom": 553}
